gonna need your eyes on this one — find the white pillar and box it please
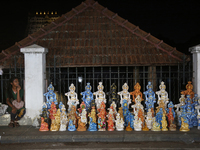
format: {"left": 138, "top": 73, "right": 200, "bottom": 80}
{"left": 20, "top": 44, "right": 48, "bottom": 123}
{"left": 189, "top": 44, "right": 200, "bottom": 96}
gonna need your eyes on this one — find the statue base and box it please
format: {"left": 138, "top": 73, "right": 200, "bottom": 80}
{"left": 162, "top": 128, "right": 168, "bottom": 131}
{"left": 98, "top": 128, "right": 106, "bottom": 131}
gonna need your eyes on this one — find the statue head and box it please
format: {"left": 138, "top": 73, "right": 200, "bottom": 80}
{"left": 61, "top": 105, "right": 66, "bottom": 112}
{"left": 180, "top": 95, "right": 185, "bottom": 102}
{"left": 97, "top": 82, "right": 104, "bottom": 91}
{"left": 134, "top": 82, "right": 141, "bottom": 91}
{"left": 122, "top": 83, "right": 129, "bottom": 91}
{"left": 159, "top": 81, "right": 166, "bottom": 90}
{"left": 80, "top": 101, "right": 86, "bottom": 109}
{"left": 85, "top": 83, "right": 92, "bottom": 91}
{"left": 146, "top": 81, "right": 153, "bottom": 91}
{"left": 111, "top": 83, "right": 117, "bottom": 92}
{"left": 147, "top": 109, "right": 152, "bottom": 117}
{"left": 42, "top": 102, "right": 47, "bottom": 109}
{"left": 69, "top": 83, "right": 76, "bottom": 92}
{"left": 48, "top": 82, "right": 54, "bottom": 93}
{"left": 167, "top": 101, "right": 174, "bottom": 108}
{"left": 194, "top": 93, "right": 198, "bottom": 98}
{"left": 186, "top": 81, "right": 193, "bottom": 91}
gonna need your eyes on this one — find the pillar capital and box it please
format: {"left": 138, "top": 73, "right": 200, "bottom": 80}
{"left": 20, "top": 44, "right": 48, "bottom": 54}
{"left": 189, "top": 44, "right": 200, "bottom": 53}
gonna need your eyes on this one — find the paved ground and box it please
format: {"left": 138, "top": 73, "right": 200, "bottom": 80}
{"left": 0, "top": 125, "right": 200, "bottom": 149}
{"left": 1, "top": 142, "right": 200, "bottom": 150}
{"left": 1, "top": 125, "right": 200, "bottom": 143}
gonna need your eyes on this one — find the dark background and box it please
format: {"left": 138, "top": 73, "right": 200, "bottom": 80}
{"left": 0, "top": 0, "right": 200, "bottom": 55}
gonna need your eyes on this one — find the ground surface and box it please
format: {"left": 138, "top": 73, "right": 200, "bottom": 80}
{"left": 1, "top": 142, "right": 200, "bottom": 150}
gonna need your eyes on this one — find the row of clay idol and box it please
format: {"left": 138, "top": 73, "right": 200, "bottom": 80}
{"left": 38, "top": 81, "right": 200, "bottom": 131}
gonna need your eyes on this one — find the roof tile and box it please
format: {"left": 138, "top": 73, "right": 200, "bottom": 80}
{"left": 0, "top": 0, "right": 190, "bottom": 67}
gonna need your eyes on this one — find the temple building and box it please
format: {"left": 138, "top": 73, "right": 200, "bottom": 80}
{"left": 26, "top": 11, "right": 60, "bottom": 35}
{"left": 0, "top": 0, "right": 192, "bottom": 104}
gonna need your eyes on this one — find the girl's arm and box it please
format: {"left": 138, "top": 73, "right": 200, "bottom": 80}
{"left": 16, "top": 85, "right": 22, "bottom": 102}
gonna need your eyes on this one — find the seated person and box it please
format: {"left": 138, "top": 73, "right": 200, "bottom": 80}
{"left": 6, "top": 76, "right": 25, "bottom": 127}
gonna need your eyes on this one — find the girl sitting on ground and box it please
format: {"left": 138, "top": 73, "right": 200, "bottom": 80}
{"left": 6, "top": 76, "right": 25, "bottom": 127}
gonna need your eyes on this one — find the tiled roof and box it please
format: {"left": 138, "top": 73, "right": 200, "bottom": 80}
{"left": 0, "top": 0, "right": 190, "bottom": 68}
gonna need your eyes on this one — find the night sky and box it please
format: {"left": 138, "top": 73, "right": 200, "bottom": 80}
{"left": 0, "top": 0, "right": 200, "bottom": 54}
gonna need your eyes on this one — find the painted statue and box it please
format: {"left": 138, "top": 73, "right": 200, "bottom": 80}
{"left": 80, "top": 108, "right": 87, "bottom": 124}
{"left": 131, "top": 95, "right": 144, "bottom": 112}
{"left": 155, "top": 108, "right": 163, "bottom": 129}
{"left": 93, "top": 82, "right": 106, "bottom": 111}
{"left": 134, "top": 115, "right": 142, "bottom": 131}
{"left": 181, "top": 81, "right": 195, "bottom": 99}
{"left": 161, "top": 113, "right": 168, "bottom": 131}
{"left": 115, "top": 113, "right": 124, "bottom": 131}
{"left": 81, "top": 83, "right": 93, "bottom": 111}
{"left": 125, "top": 111, "right": 134, "bottom": 129}
{"left": 87, "top": 106, "right": 97, "bottom": 131}
{"left": 44, "top": 83, "right": 58, "bottom": 110}
{"left": 118, "top": 107, "right": 124, "bottom": 121}
{"left": 59, "top": 105, "right": 68, "bottom": 131}
{"left": 118, "top": 83, "right": 131, "bottom": 108}
{"left": 192, "top": 94, "right": 199, "bottom": 126}
{"left": 97, "top": 102, "right": 106, "bottom": 131}
{"left": 88, "top": 117, "right": 97, "bottom": 131}
{"left": 180, "top": 117, "right": 190, "bottom": 132}
{"left": 151, "top": 117, "right": 161, "bottom": 131}
{"left": 41, "top": 102, "right": 48, "bottom": 123}
{"left": 110, "top": 101, "right": 117, "bottom": 116}
{"left": 88, "top": 106, "right": 97, "bottom": 124}
{"left": 178, "top": 105, "right": 188, "bottom": 127}
{"left": 185, "top": 99, "right": 196, "bottom": 128}
{"left": 107, "top": 114, "right": 115, "bottom": 131}
{"left": 107, "top": 83, "right": 119, "bottom": 107}
{"left": 156, "top": 81, "right": 169, "bottom": 108}
{"left": 192, "top": 94, "right": 198, "bottom": 104}
{"left": 54, "top": 109, "right": 61, "bottom": 130}
{"left": 77, "top": 101, "right": 86, "bottom": 114}
{"left": 77, "top": 116, "right": 86, "bottom": 131}
{"left": 59, "top": 102, "right": 64, "bottom": 112}
{"left": 131, "top": 95, "right": 144, "bottom": 114}
{"left": 156, "top": 99, "right": 166, "bottom": 115}
{"left": 130, "top": 82, "right": 143, "bottom": 103}
{"left": 65, "top": 83, "right": 79, "bottom": 111}
{"left": 48, "top": 102, "right": 57, "bottom": 120}
{"left": 175, "top": 94, "right": 186, "bottom": 126}
{"left": 122, "top": 100, "right": 129, "bottom": 126}
{"left": 39, "top": 117, "right": 49, "bottom": 131}
{"left": 167, "top": 107, "right": 176, "bottom": 131}
{"left": 68, "top": 119, "right": 76, "bottom": 131}
{"left": 107, "top": 106, "right": 115, "bottom": 122}
{"left": 166, "top": 101, "right": 176, "bottom": 119}
{"left": 68, "top": 105, "right": 78, "bottom": 128}
{"left": 144, "top": 82, "right": 156, "bottom": 116}
{"left": 50, "top": 118, "right": 59, "bottom": 131}
{"left": 195, "top": 102, "right": 200, "bottom": 130}
{"left": 145, "top": 109, "right": 153, "bottom": 130}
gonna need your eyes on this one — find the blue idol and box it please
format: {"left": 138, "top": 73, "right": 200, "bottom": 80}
{"left": 143, "top": 82, "right": 156, "bottom": 113}
{"left": 81, "top": 83, "right": 93, "bottom": 111}
{"left": 88, "top": 117, "right": 97, "bottom": 131}
{"left": 44, "top": 83, "right": 58, "bottom": 110}
{"left": 68, "top": 119, "right": 76, "bottom": 131}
